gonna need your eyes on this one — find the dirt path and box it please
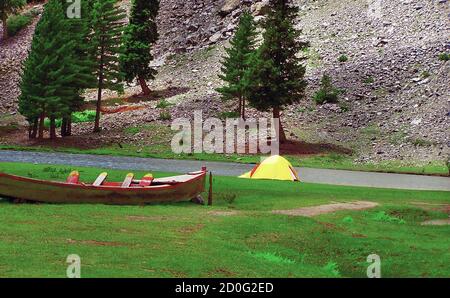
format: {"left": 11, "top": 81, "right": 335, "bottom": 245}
{"left": 421, "top": 218, "right": 450, "bottom": 226}
{"left": 0, "top": 150, "right": 449, "bottom": 191}
{"left": 272, "top": 201, "right": 379, "bottom": 217}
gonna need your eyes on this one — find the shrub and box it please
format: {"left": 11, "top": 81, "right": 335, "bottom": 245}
{"left": 250, "top": 252, "right": 295, "bottom": 265}
{"left": 43, "top": 118, "right": 63, "bottom": 129}
{"left": 217, "top": 111, "right": 240, "bottom": 119}
{"left": 313, "top": 74, "right": 340, "bottom": 104}
{"left": 411, "top": 138, "right": 434, "bottom": 147}
{"left": 323, "top": 262, "right": 340, "bottom": 277}
{"left": 342, "top": 216, "right": 354, "bottom": 224}
{"left": 438, "top": 53, "right": 449, "bottom": 61}
{"left": 156, "top": 99, "right": 174, "bottom": 109}
{"left": 338, "top": 54, "right": 348, "bottom": 63}
{"left": 43, "top": 111, "right": 97, "bottom": 129}
{"left": 7, "top": 15, "right": 32, "bottom": 37}
{"left": 421, "top": 71, "right": 430, "bottom": 78}
{"left": 363, "top": 77, "right": 374, "bottom": 84}
{"left": 159, "top": 110, "right": 171, "bottom": 120}
{"left": 24, "top": 7, "right": 41, "bottom": 18}
{"left": 339, "top": 102, "right": 350, "bottom": 112}
{"left": 72, "top": 110, "right": 96, "bottom": 123}
{"left": 373, "top": 211, "right": 405, "bottom": 224}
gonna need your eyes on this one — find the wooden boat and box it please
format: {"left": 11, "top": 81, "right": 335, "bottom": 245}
{"left": 0, "top": 168, "right": 207, "bottom": 205}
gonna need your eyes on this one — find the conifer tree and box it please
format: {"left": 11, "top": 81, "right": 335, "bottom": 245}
{"left": 246, "top": 0, "right": 308, "bottom": 143}
{"left": 217, "top": 11, "right": 257, "bottom": 120}
{"left": 18, "top": 0, "right": 82, "bottom": 139}
{"left": 0, "top": 0, "right": 25, "bottom": 40}
{"left": 90, "top": 0, "right": 126, "bottom": 132}
{"left": 60, "top": 0, "right": 96, "bottom": 136}
{"left": 120, "top": 0, "right": 159, "bottom": 95}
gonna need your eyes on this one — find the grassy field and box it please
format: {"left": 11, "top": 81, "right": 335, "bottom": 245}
{"left": 1, "top": 143, "right": 448, "bottom": 176}
{"left": 0, "top": 162, "right": 449, "bottom": 277}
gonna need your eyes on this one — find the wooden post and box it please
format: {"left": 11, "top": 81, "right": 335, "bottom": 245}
{"left": 208, "top": 172, "right": 213, "bottom": 206}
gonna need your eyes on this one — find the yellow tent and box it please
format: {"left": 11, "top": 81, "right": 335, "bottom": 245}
{"left": 239, "top": 155, "right": 300, "bottom": 181}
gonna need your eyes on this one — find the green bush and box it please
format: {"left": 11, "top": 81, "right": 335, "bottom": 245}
{"left": 373, "top": 211, "right": 405, "bottom": 224}
{"left": 159, "top": 110, "right": 172, "bottom": 121}
{"left": 338, "top": 54, "right": 348, "bottom": 63}
{"left": 438, "top": 53, "right": 449, "bottom": 61}
{"left": 421, "top": 71, "right": 430, "bottom": 78}
{"left": 363, "top": 77, "right": 374, "bottom": 84}
{"left": 250, "top": 252, "right": 295, "bottom": 265}
{"left": 217, "top": 111, "right": 240, "bottom": 119}
{"left": 323, "top": 262, "right": 340, "bottom": 277}
{"left": 156, "top": 99, "right": 174, "bottom": 109}
{"left": 7, "top": 14, "right": 32, "bottom": 37}
{"left": 342, "top": 216, "right": 354, "bottom": 224}
{"left": 72, "top": 110, "right": 96, "bottom": 123}
{"left": 339, "top": 102, "right": 350, "bottom": 112}
{"left": 43, "top": 118, "right": 63, "bottom": 129}
{"left": 23, "top": 8, "right": 41, "bottom": 18}
{"left": 43, "top": 111, "right": 97, "bottom": 129}
{"left": 313, "top": 74, "right": 340, "bottom": 104}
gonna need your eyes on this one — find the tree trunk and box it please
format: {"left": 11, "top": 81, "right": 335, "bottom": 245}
{"left": 61, "top": 118, "right": 66, "bottom": 137}
{"left": 238, "top": 95, "right": 242, "bottom": 119}
{"left": 67, "top": 116, "right": 72, "bottom": 136}
{"left": 49, "top": 115, "right": 56, "bottom": 139}
{"left": 38, "top": 112, "right": 45, "bottom": 139}
{"left": 94, "top": 83, "right": 102, "bottom": 132}
{"left": 138, "top": 76, "right": 151, "bottom": 95}
{"left": 61, "top": 117, "right": 67, "bottom": 137}
{"left": 94, "top": 46, "right": 104, "bottom": 133}
{"left": 29, "top": 118, "right": 38, "bottom": 139}
{"left": 273, "top": 107, "right": 287, "bottom": 144}
{"left": 242, "top": 97, "right": 246, "bottom": 121}
{"left": 1, "top": 16, "right": 8, "bottom": 41}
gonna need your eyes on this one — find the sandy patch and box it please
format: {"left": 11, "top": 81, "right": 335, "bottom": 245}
{"left": 126, "top": 215, "right": 171, "bottom": 222}
{"left": 208, "top": 210, "right": 239, "bottom": 216}
{"left": 272, "top": 201, "right": 379, "bottom": 217}
{"left": 421, "top": 218, "right": 450, "bottom": 226}
{"left": 411, "top": 202, "right": 450, "bottom": 214}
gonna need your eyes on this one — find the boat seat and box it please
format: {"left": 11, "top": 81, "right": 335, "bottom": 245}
{"left": 139, "top": 174, "right": 154, "bottom": 187}
{"left": 66, "top": 171, "right": 80, "bottom": 184}
{"left": 122, "top": 173, "right": 134, "bottom": 188}
{"left": 93, "top": 172, "right": 108, "bottom": 186}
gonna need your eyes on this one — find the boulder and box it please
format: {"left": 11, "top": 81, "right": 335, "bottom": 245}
{"left": 220, "top": 0, "right": 240, "bottom": 16}
{"left": 251, "top": 0, "right": 270, "bottom": 16}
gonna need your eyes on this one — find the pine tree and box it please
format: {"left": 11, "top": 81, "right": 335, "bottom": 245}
{"left": 120, "top": 0, "right": 159, "bottom": 96}
{"left": 0, "top": 0, "right": 25, "bottom": 40}
{"left": 90, "top": 0, "right": 126, "bottom": 132}
{"left": 60, "top": 0, "right": 97, "bottom": 137}
{"left": 217, "top": 11, "right": 257, "bottom": 120}
{"left": 18, "top": 0, "right": 82, "bottom": 139}
{"left": 246, "top": 0, "right": 308, "bottom": 143}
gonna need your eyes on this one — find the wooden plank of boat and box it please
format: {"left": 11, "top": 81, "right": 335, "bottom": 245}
{"left": 0, "top": 170, "right": 207, "bottom": 205}
{"left": 93, "top": 172, "right": 108, "bottom": 186}
{"left": 122, "top": 173, "right": 134, "bottom": 188}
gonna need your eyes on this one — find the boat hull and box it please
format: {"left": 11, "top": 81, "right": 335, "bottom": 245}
{"left": 0, "top": 172, "right": 206, "bottom": 205}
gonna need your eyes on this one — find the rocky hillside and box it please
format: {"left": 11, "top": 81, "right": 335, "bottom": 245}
{"left": 0, "top": 0, "right": 449, "bottom": 165}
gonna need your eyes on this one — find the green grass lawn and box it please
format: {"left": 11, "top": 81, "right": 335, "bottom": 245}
{"left": 0, "top": 162, "right": 449, "bottom": 277}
